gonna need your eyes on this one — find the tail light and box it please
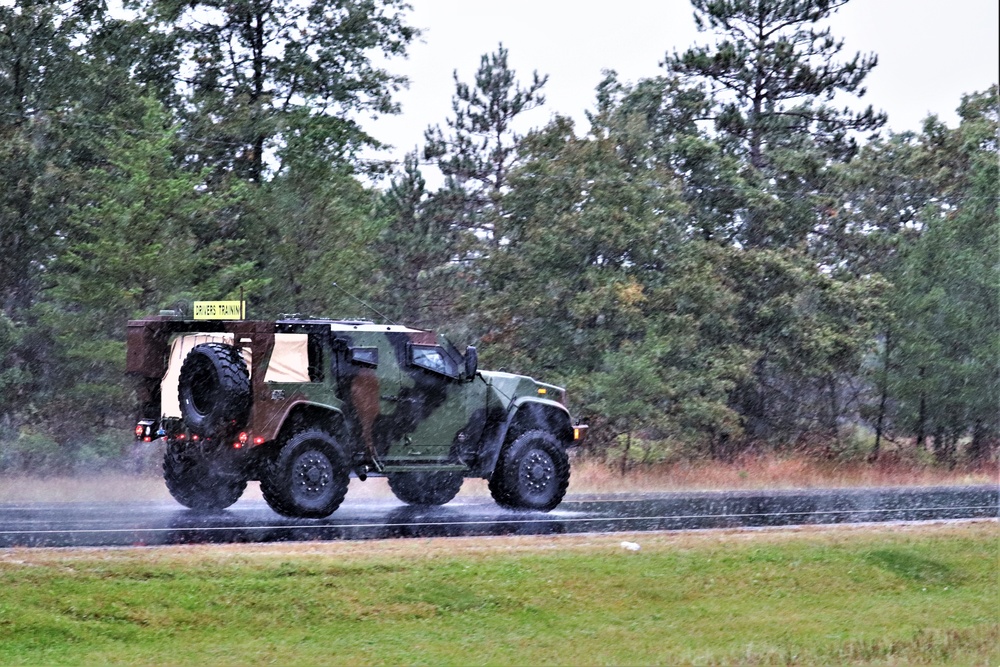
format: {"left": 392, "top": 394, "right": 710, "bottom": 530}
{"left": 135, "top": 420, "right": 157, "bottom": 442}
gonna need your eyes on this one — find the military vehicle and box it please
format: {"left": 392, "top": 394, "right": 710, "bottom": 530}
{"left": 126, "top": 306, "right": 586, "bottom": 518}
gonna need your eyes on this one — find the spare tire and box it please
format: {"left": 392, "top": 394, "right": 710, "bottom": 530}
{"left": 178, "top": 342, "right": 250, "bottom": 438}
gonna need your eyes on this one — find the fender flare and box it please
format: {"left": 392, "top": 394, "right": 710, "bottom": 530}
{"left": 258, "top": 399, "right": 348, "bottom": 446}
{"left": 474, "top": 398, "right": 573, "bottom": 478}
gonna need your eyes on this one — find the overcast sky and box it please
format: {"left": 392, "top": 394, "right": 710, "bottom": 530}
{"left": 365, "top": 0, "right": 1000, "bottom": 163}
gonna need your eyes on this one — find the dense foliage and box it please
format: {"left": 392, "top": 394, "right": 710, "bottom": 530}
{"left": 0, "top": 0, "right": 995, "bottom": 471}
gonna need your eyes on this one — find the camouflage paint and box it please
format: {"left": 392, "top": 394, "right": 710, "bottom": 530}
{"left": 126, "top": 317, "right": 582, "bottom": 477}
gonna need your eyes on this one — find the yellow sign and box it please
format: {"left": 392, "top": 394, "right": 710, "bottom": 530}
{"left": 193, "top": 301, "right": 245, "bottom": 320}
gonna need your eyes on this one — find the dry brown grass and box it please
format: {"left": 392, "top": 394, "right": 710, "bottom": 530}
{"left": 0, "top": 453, "right": 993, "bottom": 504}
{"left": 569, "top": 454, "right": 999, "bottom": 494}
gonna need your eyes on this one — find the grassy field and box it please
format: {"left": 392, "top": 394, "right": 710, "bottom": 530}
{"left": 0, "top": 521, "right": 996, "bottom": 666}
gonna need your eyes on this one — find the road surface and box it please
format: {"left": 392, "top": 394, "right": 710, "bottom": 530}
{"left": 0, "top": 485, "right": 994, "bottom": 548}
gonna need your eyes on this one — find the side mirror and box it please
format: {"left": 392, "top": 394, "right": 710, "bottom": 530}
{"left": 464, "top": 346, "right": 478, "bottom": 380}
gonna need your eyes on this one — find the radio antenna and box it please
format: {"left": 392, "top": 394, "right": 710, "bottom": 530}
{"left": 331, "top": 282, "right": 399, "bottom": 326}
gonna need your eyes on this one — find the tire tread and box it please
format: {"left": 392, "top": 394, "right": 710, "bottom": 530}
{"left": 489, "top": 429, "right": 570, "bottom": 511}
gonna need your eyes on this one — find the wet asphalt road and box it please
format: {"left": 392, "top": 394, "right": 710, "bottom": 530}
{"left": 0, "top": 485, "right": 995, "bottom": 548}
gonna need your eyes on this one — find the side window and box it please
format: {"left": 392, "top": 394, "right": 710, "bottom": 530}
{"left": 265, "top": 334, "right": 314, "bottom": 383}
{"left": 410, "top": 345, "right": 458, "bottom": 378}
{"left": 349, "top": 346, "right": 378, "bottom": 367}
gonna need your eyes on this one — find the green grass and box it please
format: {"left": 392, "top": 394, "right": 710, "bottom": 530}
{"left": 0, "top": 522, "right": 996, "bottom": 666}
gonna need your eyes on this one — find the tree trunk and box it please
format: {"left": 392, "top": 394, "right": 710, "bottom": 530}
{"left": 871, "top": 329, "right": 891, "bottom": 462}
{"left": 250, "top": 4, "right": 266, "bottom": 184}
{"left": 967, "top": 419, "right": 988, "bottom": 463}
{"left": 932, "top": 425, "right": 955, "bottom": 468}
{"left": 827, "top": 373, "right": 839, "bottom": 439}
{"left": 915, "top": 367, "right": 927, "bottom": 451}
{"left": 620, "top": 429, "right": 631, "bottom": 477}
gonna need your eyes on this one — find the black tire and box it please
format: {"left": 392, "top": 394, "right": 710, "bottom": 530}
{"left": 178, "top": 342, "right": 250, "bottom": 439}
{"left": 163, "top": 440, "right": 247, "bottom": 511}
{"left": 387, "top": 471, "right": 464, "bottom": 506}
{"left": 489, "top": 430, "right": 570, "bottom": 511}
{"left": 260, "top": 429, "right": 350, "bottom": 518}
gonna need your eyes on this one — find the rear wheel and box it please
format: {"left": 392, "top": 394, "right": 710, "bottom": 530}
{"left": 387, "top": 470, "right": 464, "bottom": 505}
{"left": 260, "top": 429, "right": 350, "bottom": 518}
{"left": 163, "top": 440, "right": 247, "bottom": 511}
{"left": 489, "top": 430, "right": 570, "bottom": 511}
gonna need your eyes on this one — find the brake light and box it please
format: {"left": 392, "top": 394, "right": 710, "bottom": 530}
{"left": 135, "top": 420, "right": 158, "bottom": 441}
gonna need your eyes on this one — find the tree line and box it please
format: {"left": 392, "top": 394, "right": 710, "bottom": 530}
{"left": 0, "top": 0, "right": 996, "bottom": 472}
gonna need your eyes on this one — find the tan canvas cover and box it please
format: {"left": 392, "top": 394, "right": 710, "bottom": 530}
{"left": 161, "top": 334, "right": 252, "bottom": 418}
{"left": 264, "top": 334, "right": 311, "bottom": 383}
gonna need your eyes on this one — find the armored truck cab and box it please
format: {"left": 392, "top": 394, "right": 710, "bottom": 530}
{"left": 127, "top": 314, "right": 586, "bottom": 518}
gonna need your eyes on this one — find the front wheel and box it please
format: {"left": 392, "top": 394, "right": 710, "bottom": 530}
{"left": 489, "top": 430, "right": 570, "bottom": 511}
{"left": 387, "top": 470, "right": 464, "bottom": 506}
{"left": 163, "top": 440, "right": 247, "bottom": 511}
{"left": 260, "top": 429, "right": 350, "bottom": 518}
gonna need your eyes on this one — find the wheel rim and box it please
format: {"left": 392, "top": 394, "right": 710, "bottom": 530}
{"left": 517, "top": 447, "right": 556, "bottom": 502}
{"left": 291, "top": 449, "right": 334, "bottom": 505}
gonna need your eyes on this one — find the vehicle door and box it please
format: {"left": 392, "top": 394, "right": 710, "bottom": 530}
{"left": 383, "top": 340, "right": 482, "bottom": 464}
{"left": 332, "top": 332, "right": 402, "bottom": 461}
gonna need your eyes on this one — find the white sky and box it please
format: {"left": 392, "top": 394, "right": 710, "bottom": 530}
{"left": 8, "top": 0, "right": 993, "bottom": 166}
{"left": 366, "top": 0, "right": 1000, "bottom": 162}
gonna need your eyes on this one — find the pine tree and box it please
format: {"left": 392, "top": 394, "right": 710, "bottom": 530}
{"left": 424, "top": 44, "right": 547, "bottom": 246}
{"left": 33, "top": 99, "right": 218, "bottom": 445}
{"left": 248, "top": 160, "right": 379, "bottom": 319}
{"left": 373, "top": 152, "right": 464, "bottom": 328}
{"left": 479, "top": 108, "right": 751, "bottom": 453}
{"left": 666, "top": 0, "right": 885, "bottom": 248}
{"left": 131, "top": 0, "right": 417, "bottom": 182}
{"left": 0, "top": 0, "right": 107, "bottom": 314}
{"left": 639, "top": 0, "right": 893, "bottom": 449}
{"left": 888, "top": 88, "right": 1000, "bottom": 463}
